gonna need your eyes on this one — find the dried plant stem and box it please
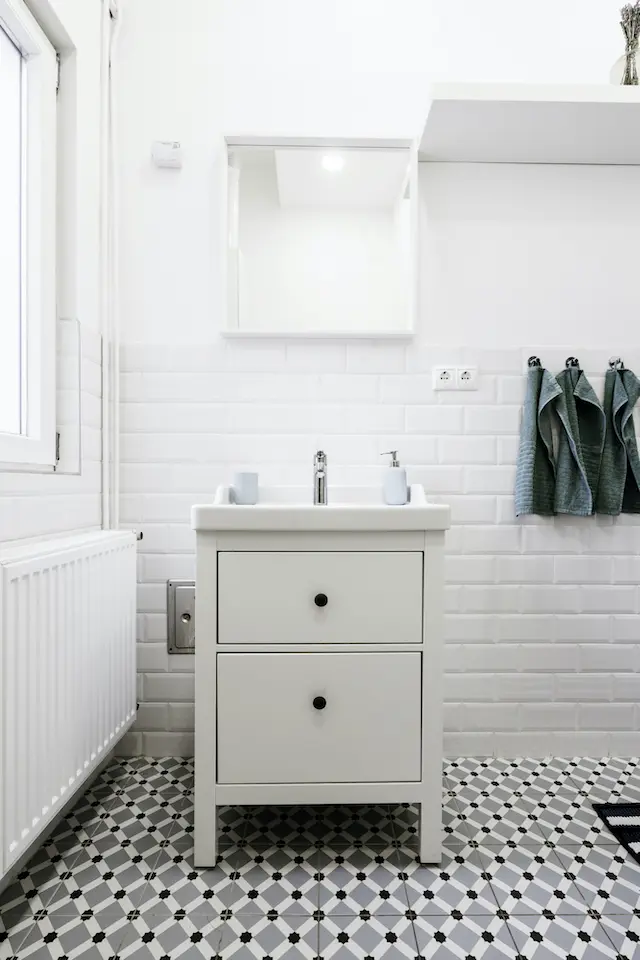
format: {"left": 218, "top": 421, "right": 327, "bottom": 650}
{"left": 621, "top": 2, "right": 640, "bottom": 85}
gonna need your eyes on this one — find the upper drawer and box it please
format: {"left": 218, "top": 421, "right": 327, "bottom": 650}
{"left": 217, "top": 551, "right": 423, "bottom": 644}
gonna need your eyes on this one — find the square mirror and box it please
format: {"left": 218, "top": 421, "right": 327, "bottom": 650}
{"left": 225, "top": 138, "right": 416, "bottom": 336}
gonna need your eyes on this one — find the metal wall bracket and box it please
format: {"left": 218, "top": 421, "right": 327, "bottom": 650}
{"left": 167, "top": 580, "right": 195, "bottom": 654}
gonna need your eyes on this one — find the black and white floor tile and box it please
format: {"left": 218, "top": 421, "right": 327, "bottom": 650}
{"left": 1, "top": 756, "right": 640, "bottom": 958}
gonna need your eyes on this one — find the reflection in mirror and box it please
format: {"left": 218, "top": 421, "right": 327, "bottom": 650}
{"left": 226, "top": 144, "right": 414, "bottom": 335}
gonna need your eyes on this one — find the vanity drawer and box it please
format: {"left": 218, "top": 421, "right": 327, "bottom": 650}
{"left": 217, "top": 652, "right": 421, "bottom": 784}
{"left": 217, "top": 551, "right": 423, "bottom": 644}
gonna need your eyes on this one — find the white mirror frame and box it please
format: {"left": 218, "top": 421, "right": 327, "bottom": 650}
{"left": 220, "top": 136, "right": 418, "bottom": 340}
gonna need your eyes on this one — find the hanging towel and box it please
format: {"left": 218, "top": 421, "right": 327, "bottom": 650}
{"left": 515, "top": 366, "right": 561, "bottom": 517}
{"left": 596, "top": 367, "right": 640, "bottom": 515}
{"left": 554, "top": 366, "right": 605, "bottom": 516}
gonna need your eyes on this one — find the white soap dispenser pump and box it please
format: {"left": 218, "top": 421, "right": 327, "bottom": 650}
{"left": 381, "top": 450, "right": 408, "bottom": 505}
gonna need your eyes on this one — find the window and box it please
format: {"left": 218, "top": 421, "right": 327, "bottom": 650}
{"left": 0, "top": 0, "right": 57, "bottom": 466}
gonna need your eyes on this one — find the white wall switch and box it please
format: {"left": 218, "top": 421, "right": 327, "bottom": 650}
{"left": 432, "top": 367, "right": 457, "bottom": 391}
{"left": 457, "top": 366, "right": 479, "bottom": 390}
{"left": 151, "top": 141, "right": 183, "bottom": 169}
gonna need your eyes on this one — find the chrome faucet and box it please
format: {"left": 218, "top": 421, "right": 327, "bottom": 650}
{"left": 314, "top": 450, "right": 328, "bottom": 505}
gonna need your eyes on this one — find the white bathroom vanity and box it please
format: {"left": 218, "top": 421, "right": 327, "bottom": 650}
{"left": 191, "top": 485, "right": 450, "bottom": 865}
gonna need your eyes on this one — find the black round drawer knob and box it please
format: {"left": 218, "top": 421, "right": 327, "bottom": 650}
{"left": 313, "top": 696, "right": 327, "bottom": 711}
{"left": 314, "top": 593, "right": 328, "bottom": 608}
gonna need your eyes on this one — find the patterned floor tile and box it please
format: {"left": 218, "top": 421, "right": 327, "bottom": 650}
{"left": 568, "top": 758, "right": 640, "bottom": 801}
{"left": 115, "top": 913, "right": 220, "bottom": 958}
{"left": 456, "top": 791, "right": 550, "bottom": 847}
{"left": 43, "top": 837, "right": 156, "bottom": 917}
{"left": 138, "top": 847, "right": 244, "bottom": 918}
{"left": 597, "top": 912, "right": 640, "bottom": 959}
{"left": 477, "top": 842, "right": 589, "bottom": 916}
{"left": 89, "top": 791, "right": 185, "bottom": 845}
{"left": 0, "top": 928, "right": 32, "bottom": 959}
{"left": 508, "top": 912, "right": 620, "bottom": 958}
{"left": 10, "top": 909, "right": 131, "bottom": 959}
{"left": 217, "top": 913, "right": 318, "bottom": 958}
{"left": 109, "top": 758, "right": 194, "bottom": 798}
{"left": 413, "top": 913, "right": 517, "bottom": 958}
{"left": 217, "top": 806, "right": 249, "bottom": 847}
{"left": 227, "top": 844, "right": 320, "bottom": 916}
{"left": 388, "top": 800, "right": 470, "bottom": 851}
{"left": 7, "top": 756, "right": 640, "bottom": 960}
{"left": 553, "top": 844, "right": 640, "bottom": 916}
{"left": 318, "top": 915, "right": 418, "bottom": 959}
{"left": 241, "top": 805, "right": 398, "bottom": 851}
{"left": 532, "top": 794, "right": 619, "bottom": 848}
{"left": 402, "top": 845, "right": 499, "bottom": 917}
{"left": 0, "top": 834, "right": 90, "bottom": 942}
{"left": 317, "top": 846, "right": 411, "bottom": 917}
{"left": 446, "top": 758, "right": 578, "bottom": 798}
{"left": 47, "top": 785, "right": 119, "bottom": 845}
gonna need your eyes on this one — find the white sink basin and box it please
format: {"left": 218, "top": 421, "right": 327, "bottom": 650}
{"left": 191, "top": 484, "right": 450, "bottom": 532}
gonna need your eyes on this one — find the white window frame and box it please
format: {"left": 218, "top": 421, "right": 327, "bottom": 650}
{"left": 0, "top": 0, "right": 57, "bottom": 466}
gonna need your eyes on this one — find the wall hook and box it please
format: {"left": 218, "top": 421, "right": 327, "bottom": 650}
{"left": 527, "top": 356, "right": 542, "bottom": 368}
{"left": 609, "top": 356, "right": 624, "bottom": 371}
{"left": 565, "top": 356, "right": 580, "bottom": 368}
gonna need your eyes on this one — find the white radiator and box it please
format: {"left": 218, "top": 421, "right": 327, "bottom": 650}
{"left": 0, "top": 531, "right": 137, "bottom": 878}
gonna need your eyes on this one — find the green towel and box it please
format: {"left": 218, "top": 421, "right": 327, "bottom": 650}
{"left": 554, "top": 367, "right": 605, "bottom": 516}
{"left": 515, "top": 366, "right": 561, "bottom": 517}
{"left": 596, "top": 367, "right": 640, "bottom": 515}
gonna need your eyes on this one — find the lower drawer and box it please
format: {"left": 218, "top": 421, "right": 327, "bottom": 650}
{"left": 217, "top": 652, "right": 421, "bottom": 784}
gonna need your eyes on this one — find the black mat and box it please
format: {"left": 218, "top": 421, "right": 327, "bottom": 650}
{"left": 593, "top": 802, "right": 640, "bottom": 866}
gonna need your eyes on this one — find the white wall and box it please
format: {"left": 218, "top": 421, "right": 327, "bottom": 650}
{"left": 0, "top": 0, "right": 103, "bottom": 543}
{"left": 117, "top": 0, "right": 640, "bottom": 758}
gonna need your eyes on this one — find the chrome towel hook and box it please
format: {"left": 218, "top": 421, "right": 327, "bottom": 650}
{"left": 609, "top": 356, "right": 624, "bottom": 371}
{"left": 528, "top": 356, "right": 542, "bottom": 368}
{"left": 565, "top": 356, "right": 580, "bottom": 369}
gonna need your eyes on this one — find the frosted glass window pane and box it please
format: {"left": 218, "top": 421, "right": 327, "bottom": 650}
{"left": 0, "top": 26, "right": 23, "bottom": 436}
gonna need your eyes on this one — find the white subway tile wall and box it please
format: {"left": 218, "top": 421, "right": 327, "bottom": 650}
{"left": 120, "top": 343, "right": 640, "bottom": 758}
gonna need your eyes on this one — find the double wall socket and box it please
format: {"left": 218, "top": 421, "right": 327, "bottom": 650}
{"left": 432, "top": 366, "right": 479, "bottom": 391}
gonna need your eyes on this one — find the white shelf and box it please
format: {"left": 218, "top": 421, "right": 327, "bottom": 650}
{"left": 220, "top": 330, "right": 415, "bottom": 340}
{"left": 418, "top": 83, "right": 640, "bottom": 165}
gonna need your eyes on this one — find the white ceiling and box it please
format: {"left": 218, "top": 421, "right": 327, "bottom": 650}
{"left": 272, "top": 148, "right": 409, "bottom": 209}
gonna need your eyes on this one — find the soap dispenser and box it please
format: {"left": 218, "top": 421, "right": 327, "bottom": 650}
{"left": 381, "top": 451, "right": 408, "bottom": 505}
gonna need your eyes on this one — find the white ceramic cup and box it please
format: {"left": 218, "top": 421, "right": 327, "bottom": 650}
{"left": 232, "top": 471, "right": 259, "bottom": 505}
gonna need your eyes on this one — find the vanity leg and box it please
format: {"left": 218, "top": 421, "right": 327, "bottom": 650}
{"left": 194, "top": 536, "right": 218, "bottom": 867}
{"left": 194, "top": 794, "right": 217, "bottom": 867}
{"left": 418, "top": 802, "right": 441, "bottom": 865}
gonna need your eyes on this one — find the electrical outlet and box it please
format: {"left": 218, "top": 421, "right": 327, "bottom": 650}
{"left": 432, "top": 367, "right": 456, "bottom": 391}
{"left": 457, "top": 366, "right": 479, "bottom": 390}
